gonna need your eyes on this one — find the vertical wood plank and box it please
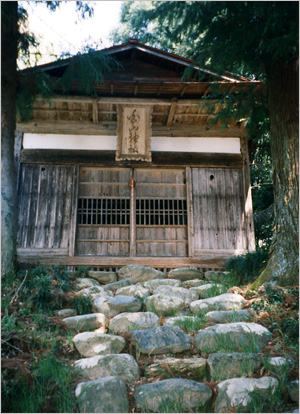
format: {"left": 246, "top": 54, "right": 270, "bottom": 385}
{"left": 69, "top": 166, "right": 79, "bottom": 256}
{"left": 186, "top": 167, "right": 195, "bottom": 257}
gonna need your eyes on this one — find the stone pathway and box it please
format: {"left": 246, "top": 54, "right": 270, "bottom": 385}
{"left": 59, "top": 265, "right": 298, "bottom": 413}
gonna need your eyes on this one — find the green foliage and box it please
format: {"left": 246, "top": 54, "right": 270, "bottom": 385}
{"left": 72, "top": 294, "right": 93, "bottom": 315}
{"left": 244, "top": 383, "right": 286, "bottom": 413}
{"left": 75, "top": 265, "right": 90, "bottom": 277}
{"left": 1, "top": 355, "right": 81, "bottom": 413}
{"left": 57, "top": 48, "right": 122, "bottom": 96}
{"left": 225, "top": 249, "right": 269, "bottom": 285}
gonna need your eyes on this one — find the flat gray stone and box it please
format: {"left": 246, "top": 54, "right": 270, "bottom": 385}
{"left": 117, "top": 265, "right": 165, "bottom": 283}
{"left": 206, "top": 309, "right": 254, "bottom": 324}
{"left": 215, "top": 376, "right": 278, "bottom": 413}
{"left": 73, "top": 332, "right": 125, "bottom": 357}
{"left": 195, "top": 322, "right": 272, "bottom": 353}
{"left": 62, "top": 313, "right": 107, "bottom": 333}
{"left": 153, "top": 285, "right": 198, "bottom": 304}
{"left": 204, "top": 270, "right": 230, "bottom": 282}
{"left": 167, "top": 267, "right": 204, "bottom": 281}
{"left": 79, "top": 285, "right": 113, "bottom": 300}
{"left": 109, "top": 312, "right": 160, "bottom": 334}
{"left": 144, "top": 278, "right": 182, "bottom": 292}
{"left": 288, "top": 380, "right": 299, "bottom": 402}
{"left": 135, "top": 378, "right": 212, "bottom": 412}
{"left": 56, "top": 308, "right": 77, "bottom": 317}
{"left": 130, "top": 325, "right": 191, "bottom": 355}
{"left": 208, "top": 352, "right": 261, "bottom": 381}
{"left": 75, "top": 278, "right": 101, "bottom": 290}
{"left": 93, "top": 295, "right": 142, "bottom": 317}
{"left": 182, "top": 279, "right": 208, "bottom": 288}
{"left": 104, "top": 279, "right": 133, "bottom": 293}
{"left": 190, "top": 293, "right": 246, "bottom": 314}
{"left": 145, "top": 293, "right": 185, "bottom": 316}
{"left": 74, "top": 353, "right": 140, "bottom": 382}
{"left": 115, "top": 284, "right": 150, "bottom": 300}
{"left": 145, "top": 357, "right": 207, "bottom": 380}
{"left": 88, "top": 271, "right": 117, "bottom": 284}
{"left": 190, "top": 283, "right": 226, "bottom": 299}
{"left": 75, "top": 376, "right": 129, "bottom": 413}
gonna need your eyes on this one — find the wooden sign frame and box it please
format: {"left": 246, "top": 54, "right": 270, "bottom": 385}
{"left": 116, "top": 105, "right": 152, "bottom": 162}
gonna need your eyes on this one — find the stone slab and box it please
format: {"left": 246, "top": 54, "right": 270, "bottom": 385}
{"left": 74, "top": 353, "right": 140, "bottom": 382}
{"left": 135, "top": 378, "right": 212, "bottom": 412}
{"left": 130, "top": 325, "right": 191, "bottom": 355}
{"left": 109, "top": 312, "right": 160, "bottom": 334}
{"left": 75, "top": 376, "right": 129, "bottom": 413}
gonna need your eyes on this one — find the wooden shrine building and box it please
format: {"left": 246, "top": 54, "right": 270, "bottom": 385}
{"left": 16, "top": 39, "right": 259, "bottom": 271}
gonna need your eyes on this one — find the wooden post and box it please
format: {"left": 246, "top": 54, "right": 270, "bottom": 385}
{"left": 69, "top": 166, "right": 79, "bottom": 257}
{"left": 129, "top": 169, "right": 136, "bottom": 256}
{"left": 186, "top": 167, "right": 195, "bottom": 258}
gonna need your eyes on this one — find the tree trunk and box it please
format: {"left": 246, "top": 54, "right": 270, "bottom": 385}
{"left": 1, "top": 2, "right": 18, "bottom": 275}
{"left": 251, "top": 60, "right": 299, "bottom": 287}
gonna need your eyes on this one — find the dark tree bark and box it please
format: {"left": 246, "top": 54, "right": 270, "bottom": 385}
{"left": 251, "top": 60, "right": 299, "bottom": 287}
{"left": 1, "top": 2, "right": 18, "bottom": 275}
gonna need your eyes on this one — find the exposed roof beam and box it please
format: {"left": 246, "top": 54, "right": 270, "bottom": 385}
{"left": 166, "top": 99, "right": 178, "bottom": 127}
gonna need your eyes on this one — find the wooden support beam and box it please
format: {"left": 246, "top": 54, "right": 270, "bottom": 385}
{"left": 180, "top": 85, "right": 188, "bottom": 97}
{"left": 17, "top": 254, "right": 228, "bottom": 269}
{"left": 20, "top": 149, "right": 243, "bottom": 168}
{"left": 134, "top": 83, "right": 138, "bottom": 96}
{"left": 17, "top": 121, "right": 243, "bottom": 137}
{"left": 92, "top": 99, "right": 98, "bottom": 124}
{"left": 166, "top": 99, "right": 178, "bottom": 127}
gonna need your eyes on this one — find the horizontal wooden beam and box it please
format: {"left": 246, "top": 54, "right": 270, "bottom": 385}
{"left": 17, "top": 121, "right": 244, "bottom": 137}
{"left": 17, "top": 254, "right": 227, "bottom": 269}
{"left": 35, "top": 95, "right": 221, "bottom": 106}
{"left": 20, "top": 149, "right": 243, "bottom": 168}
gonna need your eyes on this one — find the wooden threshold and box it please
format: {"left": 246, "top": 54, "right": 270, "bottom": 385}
{"left": 17, "top": 255, "right": 230, "bottom": 269}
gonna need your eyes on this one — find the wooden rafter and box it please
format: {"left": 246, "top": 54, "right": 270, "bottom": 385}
{"left": 166, "top": 99, "right": 178, "bottom": 127}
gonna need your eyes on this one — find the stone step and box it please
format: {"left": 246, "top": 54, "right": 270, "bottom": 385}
{"left": 65, "top": 265, "right": 295, "bottom": 413}
{"left": 134, "top": 378, "right": 212, "bottom": 413}
{"left": 74, "top": 353, "right": 140, "bottom": 382}
{"left": 195, "top": 322, "right": 272, "bottom": 353}
{"left": 130, "top": 325, "right": 191, "bottom": 355}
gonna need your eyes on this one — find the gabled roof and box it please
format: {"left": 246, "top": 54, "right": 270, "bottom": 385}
{"left": 21, "top": 39, "right": 261, "bottom": 99}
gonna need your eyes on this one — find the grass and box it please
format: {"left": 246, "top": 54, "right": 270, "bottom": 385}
{"left": 172, "top": 316, "right": 206, "bottom": 333}
{"left": 71, "top": 294, "right": 93, "bottom": 315}
{"left": 225, "top": 248, "right": 269, "bottom": 285}
{"left": 2, "top": 355, "right": 82, "bottom": 413}
{"left": 1, "top": 265, "right": 84, "bottom": 413}
{"left": 243, "top": 382, "right": 287, "bottom": 413}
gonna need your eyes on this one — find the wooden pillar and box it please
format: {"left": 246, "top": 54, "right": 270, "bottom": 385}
{"left": 186, "top": 167, "right": 195, "bottom": 258}
{"left": 129, "top": 169, "right": 136, "bottom": 256}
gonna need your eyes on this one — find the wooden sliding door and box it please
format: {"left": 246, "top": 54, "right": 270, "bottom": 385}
{"left": 75, "top": 167, "right": 188, "bottom": 257}
{"left": 135, "top": 169, "right": 188, "bottom": 257}
{"left": 75, "top": 168, "right": 131, "bottom": 256}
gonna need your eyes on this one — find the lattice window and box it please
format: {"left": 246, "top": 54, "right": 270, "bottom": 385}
{"left": 136, "top": 199, "right": 187, "bottom": 226}
{"left": 77, "top": 198, "right": 187, "bottom": 226}
{"left": 77, "top": 198, "right": 130, "bottom": 225}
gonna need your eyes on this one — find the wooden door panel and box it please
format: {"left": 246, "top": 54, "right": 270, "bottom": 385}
{"left": 191, "top": 168, "right": 247, "bottom": 253}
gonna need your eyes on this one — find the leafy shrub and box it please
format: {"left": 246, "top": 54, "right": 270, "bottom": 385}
{"left": 75, "top": 266, "right": 90, "bottom": 277}
{"left": 225, "top": 249, "right": 269, "bottom": 285}
{"left": 72, "top": 294, "right": 93, "bottom": 315}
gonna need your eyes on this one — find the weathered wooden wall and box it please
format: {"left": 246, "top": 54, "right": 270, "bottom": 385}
{"left": 17, "top": 165, "right": 78, "bottom": 255}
